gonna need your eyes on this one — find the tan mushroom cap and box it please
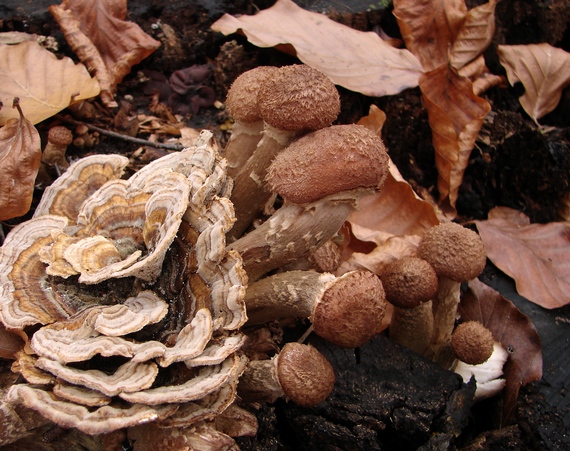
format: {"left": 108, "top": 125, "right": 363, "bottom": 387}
{"left": 257, "top": 64, "right": 340, "bottom": 131}
{"left": 312, "top": 270, "right": 387, "bottom": 348}
{"left": 451, "top": 321, "right": 495, "bottom": 365}
{"left": 277, "top": 342, "right": 335, "bottom": 407}
{"left": 381, "top": 257, "right": 438, "bottom": 309}
{"left": 417, "top": 222, "right": 487, "bottom": 282}
{"left": 47, "top": 126, "right": 73, "bottom": 146}
{"left": 267, "top": 124, "right": 389, "bottom": 204}
{"left": 225, "top": 66, "right": 279, "bottom": 123}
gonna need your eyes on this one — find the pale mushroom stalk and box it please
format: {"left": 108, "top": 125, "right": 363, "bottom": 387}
{"left": 380, "top": 257, "right": 438, "bottom": 355}
{"left": 223, "top": 66, "right": 279, "bottom": 178}
{"left": 230, "top": 189, "right": 368, "bottom": 283}
{"left": 237, "top": 342, "right": 335, "bottom": 407}
{"left": 417, "top": 223, "right": 487, "bottom": 365}
{"left": 228, "top": 64, "right": 340, "bottom": 241}
{"left": 244, "top": 269, "right": 386, "bottom": 348}
{"left": 389, "top": 301, "right": 434, "bottom": 354}
{"left": 230, "top": 124, "right": 389, "bottom": 282}
{"left": 42, "top": 126, "right": 73, "bottom": 171}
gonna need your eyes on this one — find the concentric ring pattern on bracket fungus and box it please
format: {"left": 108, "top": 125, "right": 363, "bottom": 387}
{"left": 0, "top": 130, "right": 249, "bottom": 436}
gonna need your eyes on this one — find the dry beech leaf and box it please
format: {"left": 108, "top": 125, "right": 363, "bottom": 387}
{"left": 50, "top": 0, "right": 160, "bottom": 107}
{"left": 393, "top": 0, "right": 468, "bottom": 71}
{"left": 459, "top": 279, "right": 543, "bottom": 425}
{"left": 0, "top": 101, "right": 41, "bottom": 221}
{"left": 497, "top": 43, "right": 570, "bottom": 123}
{"left": 211, "top": 0, "right": 423, "bottom": 97}
{"left": 474, "top": 207, "right": 570, "bottom": 309}
{"left": 393, "top": 0, "right": 496, "bottom": 72}
{"left": 419, "top": 64, "right": 491, "bottom": 216}
{"left": 449, "top": 0, "right": 497, "bottom": 69}
{"left": 0, "top": 41, "right": 100, "bottom": 125}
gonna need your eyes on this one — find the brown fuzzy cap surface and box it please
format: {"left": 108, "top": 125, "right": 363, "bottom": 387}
{"left": 267, "top": 124, "right": 389, "bottom": 204}
{"left": 311, "top": 270, "right": 386, "bottom": 348}
{"left": 451, "top": 321, "right": 495, "bottom": 365}
{"left": 381, "top": 256, "right": 438, "bottom": 308}
{"left": 257, "top": 64, "right": 340, "bottom": 131}
{"left": 277, "top": 342, "right": 335, "bottom": 407}
{"left": 225, "top": 66, "right": 279, "bottom": 123}
{"left": 417, "top": 222, "right": 487, "bottom": 282}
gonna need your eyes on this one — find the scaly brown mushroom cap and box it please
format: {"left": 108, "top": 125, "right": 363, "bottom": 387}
{"left": 267, "top": 124, "right": 389, "bottom": 204}
{"left": 417, "top": 222, "right": 487, "bottom": 282}
{"left": 381, "top": 256, "right": 438, "bottom": 309}
{"left": 226, "top": 66, "right": 279, "bottom": 123}
{"left": 312, "top": 271, "right": 386, "bottom": 348}
{"left": 451, "top": 321, "right": 495, "bottom": 365}
{"left": 257, "top": 64, "right": 340, "bottom": 132}
{"left": 277, "top": 342, "right": 335, "bottom": 407}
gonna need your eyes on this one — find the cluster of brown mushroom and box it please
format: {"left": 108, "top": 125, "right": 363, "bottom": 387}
{"left": 0, "top": 63, "right": 499, "bottom": 448}
{"left": 379, "top": 221, "right": 504, "bottom": 373}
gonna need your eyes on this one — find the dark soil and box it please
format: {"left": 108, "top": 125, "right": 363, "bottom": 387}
{"left": 1, "top": 1, "right": 569, "bottom": 450}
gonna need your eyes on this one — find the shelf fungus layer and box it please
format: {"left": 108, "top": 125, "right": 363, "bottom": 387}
{"left": 0, "top": 130, "right": 249, "bottom": 439}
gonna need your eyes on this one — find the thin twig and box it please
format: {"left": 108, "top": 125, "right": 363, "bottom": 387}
{"left": 57, "top": 116, "right": 185, "bottom": 151}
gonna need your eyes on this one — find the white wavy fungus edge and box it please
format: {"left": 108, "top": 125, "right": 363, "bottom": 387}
{"left": 1, "top": 130, "right": 249, "bottom": 437}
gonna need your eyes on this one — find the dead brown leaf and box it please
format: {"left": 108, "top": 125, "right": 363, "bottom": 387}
{"left": 0, "top": 322, "right": 24, "bottom": 359}
{"left": 460, "top": 279, "right": 543, "bottom": 425}
{"left": 393, "top": 0, "right": 497, "bottom": 71}
{"left": 419, "top": 64, "right": 491, "bottom": 216}
{"left": 0, "top": 40, "right": 100, "bottom": 125}
{"left": 50, "top": 0, "right": 160, "bottom": 107}
{"left": 211, "top": 0, "right": 423, "bottom": 97}
{"left": 0, "top": 100, "right": 41, "bottom": 221}
{"left": 474, "top": 207, "right": 570, "bottom": 309}
{"left": 393, "top": 0, "right": 467, "bottom": 71}
{"left": 497, "top": 43, "right": 570, "bottom": 123}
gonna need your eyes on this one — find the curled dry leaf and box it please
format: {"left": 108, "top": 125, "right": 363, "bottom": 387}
{"left": 50, "top": 0, "right": 160, "bottom": 108}
{"left": 393, "top": 0, "right": 497, "bottom": 71}
{"left": 0, "top": 41, "right": 100, "bottom": 125}
{"left": 0, "top": 101, "right": 41, "bottom": 221}
{"left": 474, "top": 207, "right": 570, "bottom": 309}
{"left": 497, "top": 43, "right": 570, "bottom": 123}
{"left": 419, "top": 64, "right": 491, "bottom": 217}
{"left": 459, "top": 279, "right": 543, "bottom": 425}
{"left": 211, "top": 0, "right": 423, "bottom": 97}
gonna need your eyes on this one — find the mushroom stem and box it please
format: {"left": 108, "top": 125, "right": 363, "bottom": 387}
{"left": 230, "top": 189, "right": 368, "bottom": 283}
{"left": 229, "top": 125, "right": 301, "bottom": 240}
{"left": 390, "top": 301, "right": 434, "bottom": 355}
{"left": 224, "top": 120, "right": 265, "bottom": 178}
{"left": 223, "top": 66, "right": 279, "bottom": 178}
{"left": 237, "top": 342, "right": 335, "bottom": 407}
{"left": 243, "top": 269, "right": 386, "bottom": 348}
{"left": 42, "top": 126, "right": 73, "bottom": 171}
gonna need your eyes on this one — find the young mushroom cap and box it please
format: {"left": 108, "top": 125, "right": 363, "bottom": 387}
{"left": 451, "top": 321, "right": 495, "bottom": 365}
{"left": 277, "top": 342, "right": 335, "bottom": 407}
{"left": 417, "top": 222, "right": 487, "bottom": 283}
{"left": 311, "top": 270, "right": 386, "bottom": 348}
{"left": 225, "top": 66, "right": 279, "bottom": 124}
{"left": 267, "top": 124, "right": 389, "bottom": 204}
{"left": 380, "top": 256, "right": 438, "bottom": 309}
{"left": 257, "top": 64, "right": 340, "bottom": 132}
{"left": 238, "top": 342, "right": 335, "bottom": 407}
